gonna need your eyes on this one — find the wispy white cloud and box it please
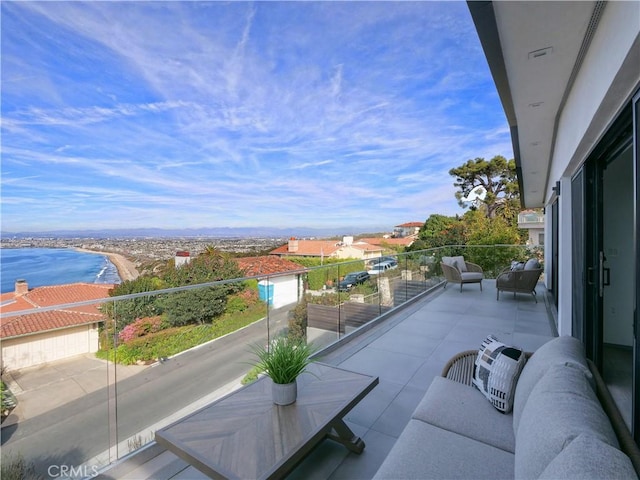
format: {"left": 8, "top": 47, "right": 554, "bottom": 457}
{"left": 1, "top": 1, "right": 512, "bottom": 233}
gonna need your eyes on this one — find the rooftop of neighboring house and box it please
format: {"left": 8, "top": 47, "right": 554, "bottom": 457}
{"left": 270, "top": 236, "right": 399, "bottom": 257}
{"left": 0, "top": 282, "right": 114, "bottom": 339}
{"left": 270, "top": 239, "right": 343, "bottom": 257}
{"left": 394, "top": 222, "right": 423, "bottom": 228}
{"left": 236, "top": 256, "right": 305, "bottom": 277}
{"left": 360, "top": 237, "right": 415, "bottom": 247}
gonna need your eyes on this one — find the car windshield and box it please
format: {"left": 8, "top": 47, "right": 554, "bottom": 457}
{"left": 344, "top": 274, "right": 358, "bottom": 281}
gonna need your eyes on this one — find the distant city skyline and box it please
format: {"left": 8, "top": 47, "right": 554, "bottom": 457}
{"left": 1, "top": 1, "right": 512, "bottom": 233}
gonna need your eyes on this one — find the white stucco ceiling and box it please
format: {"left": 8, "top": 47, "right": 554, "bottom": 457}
{"left": 483, "top": 1, "right": 597, "bottom": 207}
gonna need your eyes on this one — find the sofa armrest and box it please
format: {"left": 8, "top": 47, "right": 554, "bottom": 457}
{"left": 441, "top": 350, "right": 477, "bottom": 385}
{"left": 441, "top": 350, "right": 534, "bottom": 386}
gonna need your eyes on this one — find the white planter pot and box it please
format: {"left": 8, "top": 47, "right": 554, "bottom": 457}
{"left": 272, "top": 380, "right": 297, "bottom": 405}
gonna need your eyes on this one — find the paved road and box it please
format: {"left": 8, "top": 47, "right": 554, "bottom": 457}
{"left": 1, "top": 310, "right": 290, "bottom": 478}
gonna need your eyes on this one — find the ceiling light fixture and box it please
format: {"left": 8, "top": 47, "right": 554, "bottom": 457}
{"left": 528, "top": 46, "right": 553, "bottom": 60}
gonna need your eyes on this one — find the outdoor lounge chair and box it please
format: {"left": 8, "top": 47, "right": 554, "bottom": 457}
{"left": 496, "top": 258, "right": 543, "bottom": 302}
{"left": 440, "top": 256, "right": 483, "bottom": 292}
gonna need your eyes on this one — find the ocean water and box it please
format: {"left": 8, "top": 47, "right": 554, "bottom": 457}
{"left": 0, "top": 248, "right": 121, "bottom": 294}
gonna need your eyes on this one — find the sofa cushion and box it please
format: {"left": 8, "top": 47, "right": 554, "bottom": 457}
{"left": 373, "top": 420, "right": 515, "bottom": 480}
{"left": 413, "top": 376, "right": 516, "bottom": 453}
{"left": 538, "top": 433, "right": 636, "bottom": 480}
{"left": 515, "top": 363, "right": 619, "bottom": 479}
{"left": 473, "top": 335, "right": 526, "bottom": 413}
{"left": 513, "top": 336, "right": 592, "bottom": 434}
{"left": 524, "top": 258, "right": 540, "bottom": 270}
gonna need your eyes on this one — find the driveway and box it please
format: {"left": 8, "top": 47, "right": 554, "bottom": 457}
{"left": 2, "top": 354, "right": 146, "bottom": 426}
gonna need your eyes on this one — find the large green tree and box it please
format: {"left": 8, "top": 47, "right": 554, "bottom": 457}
{"left": 104, "top": 250, "right": 245, "bottom": 330}
{"left": 104, "top": 276, "right": 166, "bottom": 330}
{"left": 414, "top": 214, "right": 466, "bottom": 249}
{"left": 160, "top": 251, "right": 244, "bottom": 326}
{"left": 449, "top": 155, "right": 519, "bottom": 220}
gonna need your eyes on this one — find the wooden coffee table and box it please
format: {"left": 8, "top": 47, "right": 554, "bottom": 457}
{"left": 155, "top": 362, "right": 378, "bottom": 479}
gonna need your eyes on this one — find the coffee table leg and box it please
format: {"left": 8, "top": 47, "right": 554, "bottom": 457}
{"left": 327, "top": 418, "right": 366, "bottom": 454}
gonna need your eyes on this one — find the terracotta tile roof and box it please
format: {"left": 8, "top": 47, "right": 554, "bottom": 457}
{"left": 350, "top": 242, "right": 384, "bottom": 252}
{"left": 1, "top": 310, "right": 104, "bottom": 339}
{"left": 270, "top": 240, "right": 342, "bottom": 257}
{"left": 1, "top": 283, "right": 114, "bottom": 339}
{"left": 396, "top": 222, "right": 423, "bottom": 228}
{"left": 360, "top": 237, "right": 415, "bottom": 247}
{"left": 236, "top": 256, "right": 305, "bottom": 277}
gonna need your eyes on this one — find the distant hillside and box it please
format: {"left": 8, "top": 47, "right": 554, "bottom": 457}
{"left": 1, "top": 226, "right": 389, "bottom": 240}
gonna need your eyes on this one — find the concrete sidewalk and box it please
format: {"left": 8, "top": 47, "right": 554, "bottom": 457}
{"left": 2, "top": 354, "right": 146, "bottom": 427}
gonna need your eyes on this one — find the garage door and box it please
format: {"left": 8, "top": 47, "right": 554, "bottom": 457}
{"left": 2, "top": 326, "right": 92, "bottom": 370}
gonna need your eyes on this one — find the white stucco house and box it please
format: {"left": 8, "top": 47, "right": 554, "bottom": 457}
{"left": 236, "top": 256, "right": 306, "bottom": 309}
{"left": 0, "top": 281, "right": 113, "bottom": 370}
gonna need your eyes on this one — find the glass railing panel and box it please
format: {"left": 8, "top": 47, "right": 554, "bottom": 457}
{"left": 304, "top": 262, "right": 344, "bottom": 348}
{"left": 335, "top": 258, "right": 382, "bottom": 338}
{"left": 0, "top": 299, "right": 112, "bottom": 479}
{"left": 102, "top": 279, "right": 271, "bottom": 465}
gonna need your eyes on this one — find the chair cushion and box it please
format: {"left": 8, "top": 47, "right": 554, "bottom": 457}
{"left": 473, "top": 335, "right": 526, "bottom": 413}
{"left": 451, "top": 255, "right": 468, "bottom": 272}
{"left": 511, "top": 261, "right": 525, "bottom": 271}
{"left": 373, "top": 420, "right": 515, "bottom": 480}
{"left": 515, "top": 363, "right": 618, "bottom": 479}
{"left": 413, "top": 376, "right": 516, "bottom": 453}
{"left": 461, "top": 272, "right": 483, "bottom": 282}
{"left": 442, "top": 256, "right": 455, "bottom": 267}
{"left": 538, "top": 433, "right": 636, "bottom": 480}
{"left": 524, "top": 258, "right": 541, "bottom": 270}
{"left": 513, "top": 336, "right": 592, "bottom": 434}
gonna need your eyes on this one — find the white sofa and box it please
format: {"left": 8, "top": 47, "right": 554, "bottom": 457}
{"left": 374, "top": 336, "right": 640, "bottom": 479}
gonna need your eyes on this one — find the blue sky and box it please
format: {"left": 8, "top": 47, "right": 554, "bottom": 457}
{"left": 1, "top": 1, "right": 512, "bottom": 234}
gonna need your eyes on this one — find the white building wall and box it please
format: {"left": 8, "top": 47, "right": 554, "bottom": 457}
{"left": 269, "top": 275, "right": 299, "bottom": 309}
{"left": 548, "top": 1, "right": 640, "bottom": 194}
{"left": 2, "top": 324, "right": 99, "bottom": 370}
{"left": 545, "top": 2, "right": 639, "bottom": 336}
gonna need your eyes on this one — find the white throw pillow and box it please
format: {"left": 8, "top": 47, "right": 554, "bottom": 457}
{"left": 473, "top": 335, "right": 526, "bottom": 413}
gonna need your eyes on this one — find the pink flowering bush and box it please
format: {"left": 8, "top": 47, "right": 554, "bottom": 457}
{"left": 118, "top": 317, "right": 163, "bottom": 344}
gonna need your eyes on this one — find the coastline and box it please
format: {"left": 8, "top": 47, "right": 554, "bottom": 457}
{"left": 74, "top": 248, "right": 140, "bottom": 282}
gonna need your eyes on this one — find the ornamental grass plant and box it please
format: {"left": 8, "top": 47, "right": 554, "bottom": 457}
{"left": 251, "top": 336, "right": 315, "bottom": 385}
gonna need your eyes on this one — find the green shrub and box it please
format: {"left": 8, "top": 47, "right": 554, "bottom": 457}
{"left": 0, "top": 453, "right": 36, "bottom": 480}
{"left": 226, "top": 296, "right": 248, "bottom": 314}
{"left": 97, "top": 302, "right": 267, "bottom": 365}
{"left": 241, "top": 365, "right": 263, "bottom": 385}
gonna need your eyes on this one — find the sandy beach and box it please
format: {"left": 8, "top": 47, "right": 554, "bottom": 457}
{"left": 75, "top": 248, "right": 140, "bottom": 282}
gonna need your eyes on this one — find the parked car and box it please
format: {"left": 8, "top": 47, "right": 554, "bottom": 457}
{"left": 369, "top": 256, "right": 397, "bottom": 267}
{"left": 367, "top": 261, "right": 398, "bottom": 275}
{"left": 338, "top": 271, "right": 370, "bottom": 291}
